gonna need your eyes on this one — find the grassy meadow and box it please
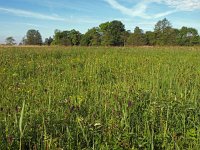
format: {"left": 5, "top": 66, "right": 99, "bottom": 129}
{"left": 1, "top": 46, "right": 200, "bottom": 149}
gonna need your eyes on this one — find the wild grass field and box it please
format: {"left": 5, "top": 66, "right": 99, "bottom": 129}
{"left": 1, "top": 46, "right": 200, "bottom": 149}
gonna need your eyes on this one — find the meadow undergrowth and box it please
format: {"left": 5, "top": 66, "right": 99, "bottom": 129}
{"left": 0, "top": 46, "right": 200, "bottom": 149}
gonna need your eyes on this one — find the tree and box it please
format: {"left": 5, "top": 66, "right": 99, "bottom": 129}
{"left": 145, "top": 31, "right": 156, "bottom": 46}
{"left": 127, "top": 27, "right": 147, "bottom": 46}
{"left": 19, "top": 36, "right": 27, "bottom": 45}
{"left": 154, "top": 18, "right": 177, "bottom": 45}
{"left": 25, "top": 29, "right": 42, "bottom": 45}
{"left": 81, "top": 27, "right": 101, "bottom": 46}
{"left": 5, "top": 37, "right": 16, "bottom": 45}
{"left": 121, "top": 30, "right": 131, "bottom": 46}
{"left": 52, "top": 29, "right": 81, "bottom": 46}
{"left": 19, "top": 19, "right": 200, "bottom": 47}
{"left": 99, "top": 20, "right": 125, "bottom": 46}
{"left": 52, "top": 30, "right": 70, "bottom": 46}
{"left": 99, "top": 22, "right": 113, "bottom": 46}
{"left": 44, "top": 37, "right": 53, "bottom": 46}
{"left": 69, "top": 29, "right": 82, "bottom": 46}
{"left": 199, "top": 36, "right": 200, "bottom": 45}
{"left": 154, "top": 18, "right": 172, "bottom": 33}
{"left": 177, "top": 27, "right": 199, "bottom": 46}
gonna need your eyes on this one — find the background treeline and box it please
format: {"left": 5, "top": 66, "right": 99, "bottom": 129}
{"left": 16, "top": 18, "right": 200, "bottom": 46}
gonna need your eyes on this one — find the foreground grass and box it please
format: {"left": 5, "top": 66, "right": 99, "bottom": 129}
{"left": 0, "top": 46, "right": 200, "bottom": 149}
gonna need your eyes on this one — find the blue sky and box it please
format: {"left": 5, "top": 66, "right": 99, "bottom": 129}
{"left": 0, "top": 0, "right": 200, "bottom": 43}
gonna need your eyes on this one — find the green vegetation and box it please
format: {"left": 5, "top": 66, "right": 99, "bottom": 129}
{"left": 21, "top": 29, "right": 43, "bottom": 46}
{"left": 17, "top": 18, "right": 200, "bottom": 47}
{"left": 52, "top": 29, "right": 82, "bottom": 46}
{"left": 1, "top": 47, "right": 200, "bottom": 149}
{"left": 5, "top": 37, "right": 16, "bottom": 46}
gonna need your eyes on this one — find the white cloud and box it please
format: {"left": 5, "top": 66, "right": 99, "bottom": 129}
{"left": 0, "top": 7, "right": 65, "bottom": 21}
{"left": 163, "top": 0, "right": 200, "bottom": 11}
{"left": 151, "top": 0, "right": 200, "bottom": 11}
{"left": 0, "top": 7, "right": 103, "bottom": 24}
{"left": 104, "top": 0, "right": 175, "bottom": 19}
{"left": 104, "top": 0, "right": 200, "bottom": 19}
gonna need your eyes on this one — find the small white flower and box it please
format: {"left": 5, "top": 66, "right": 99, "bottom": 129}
{"left": 94, "top": 123, "right": 101, "bottom": 127}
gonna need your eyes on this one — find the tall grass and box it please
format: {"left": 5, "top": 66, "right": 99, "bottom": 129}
{"left": 0, "top": 46, "right": 200, "bottom": 149}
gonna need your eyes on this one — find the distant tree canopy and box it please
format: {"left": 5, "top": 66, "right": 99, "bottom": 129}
{"left": 177, "top": 27, "right": 199, "bottom": 46}
{"left": 24, "top": 29, "right": 42, "bottom": 45}
{"left": 51, "top": 29, "right": 82, "bottom": 46}
{"left": 5, "top": 37, "right": 16, "bottom": 45}
{"left": 44, "top": 37, "right": 53, "bottom": 46}
{"left": 99, "top": 20, "right": 126, "bottom": 46}
{"left": 22, "top": 18, "right": 200, "bottom": 46}
{"left": 80, "top": 27, "right": 101, "bottom": 46}
{"left": 127, "top": 27, "right": 147, "bottom": 46}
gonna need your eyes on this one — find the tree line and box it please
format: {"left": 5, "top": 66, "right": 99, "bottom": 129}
{"left": 5, "top": 18, "right": 200, "bottom": 46}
